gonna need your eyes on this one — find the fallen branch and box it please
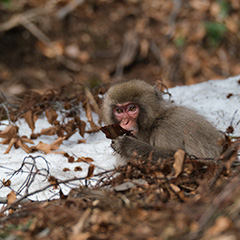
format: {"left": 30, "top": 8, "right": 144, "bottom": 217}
{"left": 0, "top": 8, "right": 44, "bottom": 32}
{"left": 56, "top": 0, "right": 85, "bottom": 19}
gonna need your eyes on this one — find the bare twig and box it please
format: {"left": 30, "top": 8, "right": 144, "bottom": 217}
{"left": 167, "top": 0, "right": 182, "bottom": 38}
{"left": 0, "top": 8, "right": 44, "bottom": 32}
{"left": 56, "top": 0, "right": 85, "bottom": 19}
{"left": 114, "top": 30, "right": 139, "bottom": 79}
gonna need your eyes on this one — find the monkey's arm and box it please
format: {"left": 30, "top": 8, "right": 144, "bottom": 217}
{"left": 111, "top": 135, "right": 175, "bottom": 162}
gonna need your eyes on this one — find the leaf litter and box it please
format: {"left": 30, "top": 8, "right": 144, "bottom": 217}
{"left": 0, "top": 79, "right": 240, "bottom": 239}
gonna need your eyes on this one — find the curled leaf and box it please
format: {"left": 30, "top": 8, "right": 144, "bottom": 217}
{"left": 86, "top": 164, "right": 95, "bottom": 179}
{"left": 76, "top": 157, "right": 94, "bottom": 163}
{"left": 173, "top": 149, "right": 186, "bottom": 178}
{"left": 45, "top": 108, "right": 58, "bottom": 125}
{"left": 100, "top": 124, "right": 134, "bottom": 139}
{"left": 0, "top": 125, "right": 18, "bottom": 139}
{"left": 25, "top": 110, "right": 38, "bottom": 133}
{"left": 74, "top": 166, "right": 83, "bottom": 171}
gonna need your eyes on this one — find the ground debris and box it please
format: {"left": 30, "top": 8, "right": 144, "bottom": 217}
{"left": 1, "top": 139, "right": 239, "bottom": 239}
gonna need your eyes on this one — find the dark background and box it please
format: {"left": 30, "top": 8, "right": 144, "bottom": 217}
{"left": 0, "top": 0, "right": 240, "bottom": 97}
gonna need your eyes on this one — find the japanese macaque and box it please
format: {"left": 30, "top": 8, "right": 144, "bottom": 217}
{"left": 102, "top": 79, "right": 225, "bottom": 164}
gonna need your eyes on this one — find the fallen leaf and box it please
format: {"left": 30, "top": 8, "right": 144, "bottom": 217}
{"left": 75, "top": 118, "right": 86, "bottom": 137}
{"left": 0, "top": 125, "right": 18, "bottom": 139}
{"left": 76, "top": 157, "right": 94, "bottom": 163}
{"left": 25, "top": 110, "right": 38, "bottom": 133}
{"left": 7, "top": 190, "right": 16, "bottom": 213}
{"left": 45, "top": 108, "right": 58, "bottom": 125}
{"left": 63, "top": 168, "right": 70, "bottom": 172}
{"left": 173, "top": 149, "right": 185, "bottom": 177}
{"left": 50, "top": 137, "right": 66, "bottom": 150}
{"left": 100, "top": 124, "right": 134, "bottom": 139}
{"left": 4, "top": 137, "right": 17, "bottom": 154}
{"left": 32, "top": 141, "right": 52, "bottom": 154}
{"left": 74, "top": 166, "right": 83, "bottom": 171}
{"left": 48, "top": 176, "right": 58, "bottom": 189}
{"left": 16, "top": 138, "right": 32, "bottom": 154}
{"left": 68, "top": 156, "right": 75, "bottom": 163}
{"left": 86, "top": 164, "right": 95, "bottom": 179}
{"left": 41, "top": 126, "right": 58, "bottom": 136}
{"left": 2, "top": 179, "right": 11, "bottom": 187}
{"left": 37, "top": 41, "right": 64, "bottom": 58}
{"left": 84, "top": 100, "right": 93, "bottom": 122}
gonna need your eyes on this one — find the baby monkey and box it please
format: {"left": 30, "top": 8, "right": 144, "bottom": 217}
{"left": 102, "top": 79, "right": 224, "bottom": 163}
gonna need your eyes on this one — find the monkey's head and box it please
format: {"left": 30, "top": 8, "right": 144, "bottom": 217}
{"left": 102, "top": 79, "right": 165, "bottom": 135}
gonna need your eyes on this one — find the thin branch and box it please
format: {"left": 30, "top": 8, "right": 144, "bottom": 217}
{"left": 0, "top": 8, "right": 44, "bottom": 32}
{"left": 56, "top": 0, "right": 85, "bottom": 19}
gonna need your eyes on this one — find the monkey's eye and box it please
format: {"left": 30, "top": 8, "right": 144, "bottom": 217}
{"left": 128, "top": 105, "right": 137, "bottom": 112}
{"left": 115, "top": 108, "right": 123, "bottom": 114}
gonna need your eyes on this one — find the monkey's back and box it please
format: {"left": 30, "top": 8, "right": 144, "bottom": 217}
{"left": 150, "top": 105, "right": 224, "bottom": 158}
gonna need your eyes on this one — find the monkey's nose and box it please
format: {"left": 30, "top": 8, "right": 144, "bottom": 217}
{"left": 121, "top": 118, "right": 129, "bottom": 126}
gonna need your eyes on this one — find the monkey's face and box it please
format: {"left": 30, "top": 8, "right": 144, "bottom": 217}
{"left": 113, "top": 102, "right": 139, "bottom": 135}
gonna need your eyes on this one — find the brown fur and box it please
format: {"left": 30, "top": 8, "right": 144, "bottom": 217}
{"left": 102, "top": 79, "right": 224, "bottom": 163}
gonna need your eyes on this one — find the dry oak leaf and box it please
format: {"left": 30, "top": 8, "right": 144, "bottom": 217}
{"left": 173, "top": 149, "right": 186, "bottom": 178}
{"left": 0, "top": 125, "right": 18, "bottom": 140}
{"left": 63, "top": 168, "right": 70, "bottom": 172}
{"left": 86, "top": 164, "right": 95, "bottom": 179}
{"left": 7, "top": 190, "right": 17, "bottom": 214}
{"left": 48, "top": 176, "right": 58, "bottom": 189}
{"left": 45, "top": 108, "right": 58, "bottom": 125}
{"left": 83, "top": 100, "right": 93, "bottom": 122}
{"left": 5, "top": 136, "right": 33, "bottom": 154}
{"left": 25, "top": 110, "right": 38, "bottom": 133}
{"left": 40, "top": 126, "right": 58, "bottom": 136}
{"left": 2, "top": 179, "right": 11, "bottom": 187}
{"left": 32, "top": 137, "right": 66, "bottom": 154}
{"left": 74, "top": 166, "right": 83, "bottom": 171}
{"left": 76, "top": 157, "right": 94, "bottom": 163}
{"left": 100, "top": 124, "right": 134, "bottom": 139}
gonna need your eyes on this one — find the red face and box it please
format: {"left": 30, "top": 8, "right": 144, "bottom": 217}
{"left": 113, "top": 102, "right": 139, "bottom": 135}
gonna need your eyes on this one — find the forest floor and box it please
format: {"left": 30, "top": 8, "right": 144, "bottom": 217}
{"left": 0, "top": 0, "right": 240, "bottom": 239}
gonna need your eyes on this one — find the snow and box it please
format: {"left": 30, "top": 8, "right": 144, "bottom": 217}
{"left": 0, "top": 75, "right": 240, "bottom": 203}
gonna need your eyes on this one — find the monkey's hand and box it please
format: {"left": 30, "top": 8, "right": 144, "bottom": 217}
{"left": 111, "top": 135, "right": 160, "bottom": 160}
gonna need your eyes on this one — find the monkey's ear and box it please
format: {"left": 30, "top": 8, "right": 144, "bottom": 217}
{"left": 154, "top": 87, "right": 163, "bottom": 100}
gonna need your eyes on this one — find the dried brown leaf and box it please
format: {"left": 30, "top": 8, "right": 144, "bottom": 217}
{"left": 173, "top": 149, "right": 185, "bottom": 177}
{"left": 32, "top": 141, "right": 52, "bottom": 154}
{"left": 74, "top": 166, "right": 83, "bottom": 171}
{"left": 4, "top": 137, "right": 17, "bottom": 154}
{"left": 68, "top": 156, "right": 75, "bottom": 163}
{"left": 41, "top": 126, "right": 58, "bottom": 136}
{"left": 0, "top": 125, "right": 18, "bottom": 139}
{"left": 76, "top": 119, "right": 86, "bottom": 138}
{"left": 50, "top": 136, "right": 66, "bottom": 150}
{"left": 85, "top": 88, "right": 101, "bottom": 118}
{"left": 45, "top": 108, "right": 58, "bottom": 125}
{"left": 7, "top": 190, "right": 16, "bottom": 213}
{"left": 86, "top": 164, "right": 95, "bottom": 179}
{"left": 100, "top": 124, "right": 134, "bottom": 139}
{"left": 48, "top": 176, "right": 58, "bottom": 189}
{"left": 25, "top": 110, "right": 38, "bottom": 133}
{"left": 76, "top": 157, "right": 94, "bottom": 163}
{"left": 63, "top": 168, "right": 70, "bottom": 172}
{"left": 16, "top": 138, "right": 32, "bottom": 154}
{"left": 7, "top": 190, "right": 16, "bottom": 204}
{"left": 2, "top": 179, "right": 11, "bottom": 187}
{"left": 84, "top": 100, "right": 93, "bottom": 122}
{"left": 30, "top": 133, "right": 41, "bottom": 139}
{"left": 21, "top": 136, "right": 34, "bottom": 144}
{"left": 37, "top": 41, "right": 64, "bottom": 58}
